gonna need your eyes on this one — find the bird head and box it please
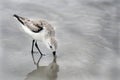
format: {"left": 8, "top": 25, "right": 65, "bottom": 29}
{"left": 13, "top": 14, "right": 44, "bottom": 32}
{"left": 46, "top": 37, "right": 57, "bottom": 56}
{"left": 13, "top": 14, "right": 30, "bottom": 25}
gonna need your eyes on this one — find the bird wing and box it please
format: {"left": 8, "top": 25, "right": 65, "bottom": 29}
{"left": 27, "top": 22, "right": 43, "bottom": 33}
{"left": 32, "top": 24, "right": 43, "bottom": 33}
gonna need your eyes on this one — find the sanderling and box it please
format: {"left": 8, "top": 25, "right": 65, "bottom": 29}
{"left": 13, "top": 14, "right": 57, "bottom": 60}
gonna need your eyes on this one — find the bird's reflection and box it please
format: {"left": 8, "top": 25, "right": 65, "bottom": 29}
{"left": 25, "top": 56, "right": 59, "bottom": 80}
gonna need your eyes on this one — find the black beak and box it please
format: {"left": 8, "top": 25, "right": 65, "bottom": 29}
{"left": 53, "top": 51, "right": 56, "bottom": 57}
{"left": 13, "top": 14, "right": 19, "bottom": 18}
{"left": 13, "top": 14, "right": 24, "bottom": 25}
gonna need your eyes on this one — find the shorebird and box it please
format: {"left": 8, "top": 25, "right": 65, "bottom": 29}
{"left": 13, "top": 14, "right": 57, "bottom": 60}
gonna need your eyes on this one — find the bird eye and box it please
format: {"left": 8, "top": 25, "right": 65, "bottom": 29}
{"left": 50, "top": 46, "right": 52, "bottom": 49}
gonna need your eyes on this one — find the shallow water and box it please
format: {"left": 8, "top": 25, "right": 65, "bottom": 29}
{"left": 0, "top": 0, "right": 119, "bottom": 80}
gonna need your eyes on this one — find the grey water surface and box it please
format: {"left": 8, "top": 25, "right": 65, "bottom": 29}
{"left": 0, "top": 0, "right": 120, "bottom": 80}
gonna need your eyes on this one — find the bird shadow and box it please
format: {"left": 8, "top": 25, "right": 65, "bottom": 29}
{"left": 25, "top": 56, "right": 59, "bottom": 80}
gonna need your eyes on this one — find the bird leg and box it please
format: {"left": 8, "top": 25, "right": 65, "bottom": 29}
{"left": 35, "top": 41, "right": 44, "bottom": 56}
{"left": 31, "top": 40, "right": 38, "bottom": 54}
{"left": 31, "top": 39, "right": 36, "bottom": 64}
{"left": 31, "top": 40, "right": 35, "bottom": 53}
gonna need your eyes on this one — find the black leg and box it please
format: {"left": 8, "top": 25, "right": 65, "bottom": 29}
{"left": 35, "top": 41, "right": 43, "bottom": 55}
{"left": 31, "top": 40, "right": 35, "bottom": 53}
{"left": 31, "top": 40, "right": 36, "bottom": 64}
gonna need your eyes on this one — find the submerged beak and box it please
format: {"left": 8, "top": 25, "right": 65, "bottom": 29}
{"left": 13, "top": 14, "right": 25, "bottom": 25}
{"left": 53, "top": 51, "right": 56, "bottom": 57}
